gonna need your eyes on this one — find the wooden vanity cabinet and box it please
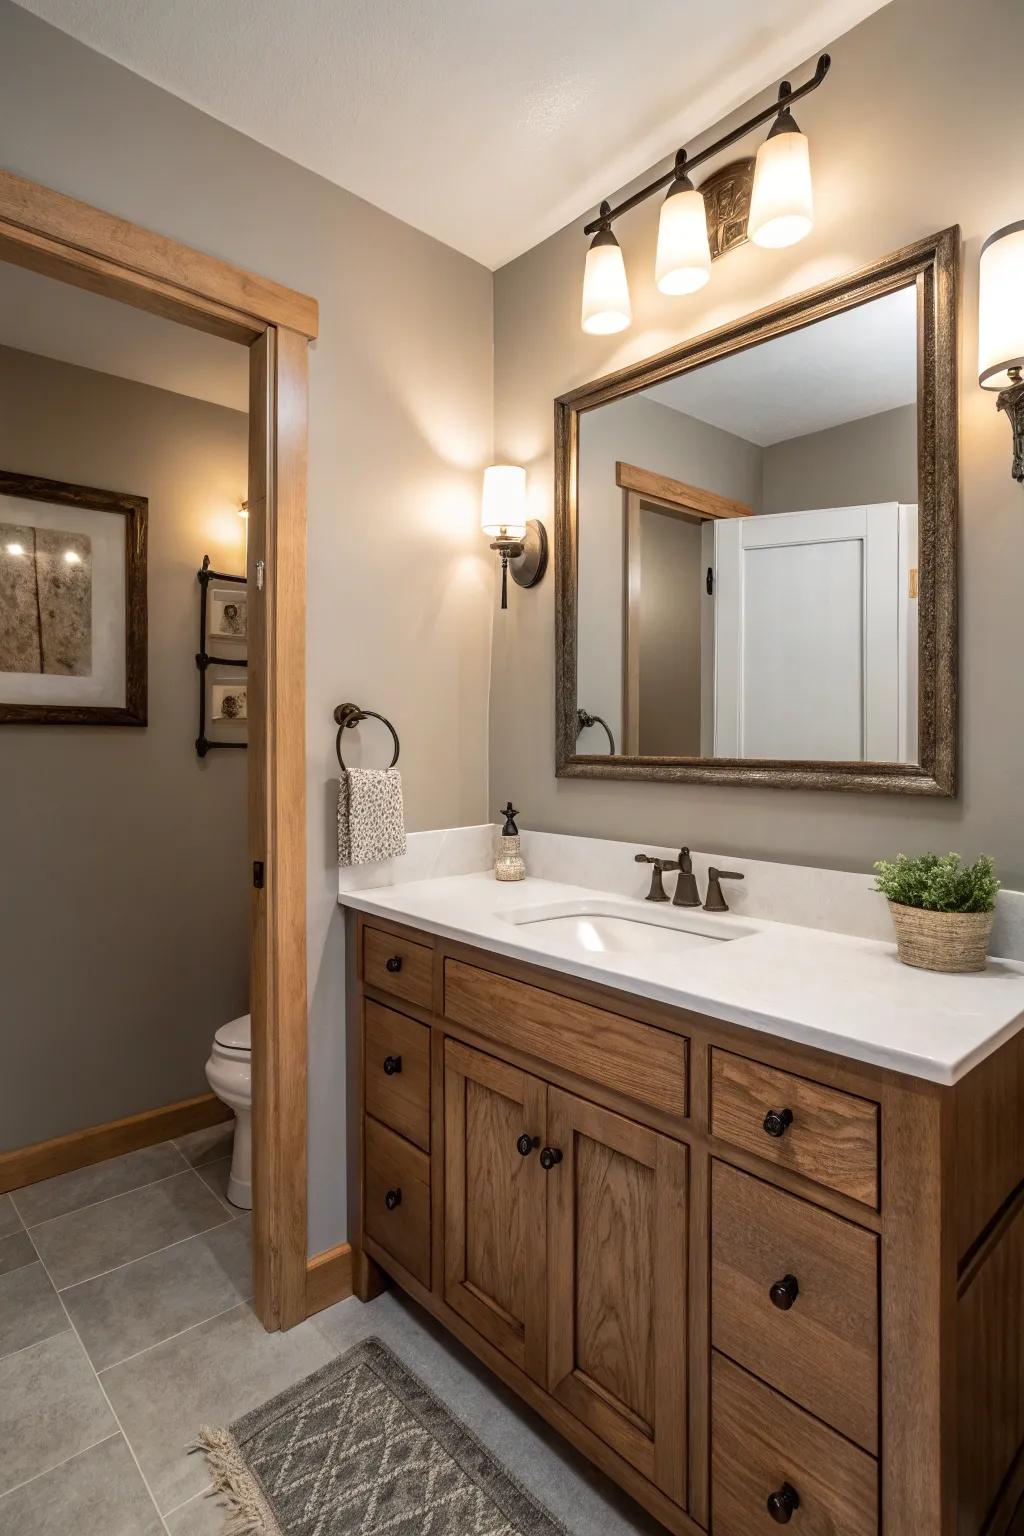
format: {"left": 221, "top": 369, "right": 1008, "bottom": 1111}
{"left": 352, "top": 913, "right": 1024, "bottom": 1536}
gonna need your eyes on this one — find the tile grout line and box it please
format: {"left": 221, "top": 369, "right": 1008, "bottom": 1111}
{"left": 98, "top": 1297, "right": 249, "bottom": 1377}
{"left": 0, "top": 1304, "right": 72, "bottom": 1368}
{"left": 19, "top": 1161, "right": 211, "bottom": 1233}
{"left": 161, "top": 1483, "right": 217, "bottom": 1522}
{"left": 56, "top": 1210, "right": 239, "bottom": 1295}
{"left": 27, "top": 1226, "right": 174, "bottom": 1535}
{"left": 0, "top": 1431, "right": 122, "bottom": 1504}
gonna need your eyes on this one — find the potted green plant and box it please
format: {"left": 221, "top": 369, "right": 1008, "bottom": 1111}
{"left": 874, "top": 853, "right": 999, "bottom": 973}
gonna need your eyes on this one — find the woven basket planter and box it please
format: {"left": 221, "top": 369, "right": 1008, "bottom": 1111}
{"left": 888, "top": 902, "right": 994, "bottom": 973}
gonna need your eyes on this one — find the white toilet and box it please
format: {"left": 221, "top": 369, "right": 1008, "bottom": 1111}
{"left": 204, "top": 1013, "right": 252, "bottom": 1210}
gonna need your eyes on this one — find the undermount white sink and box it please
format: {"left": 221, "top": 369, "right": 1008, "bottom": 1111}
{"left": 500, "top": 898, "right": 751, "bottom": 959}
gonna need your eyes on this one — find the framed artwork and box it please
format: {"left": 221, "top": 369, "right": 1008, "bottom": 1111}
{"left": 211, "top": 676, "right": 248, "bottom": 722}
{"left": 0, "top": 470, "right": 147, "bottom": 725}
{"left": 209, "top": 588, "right": 247, "bottom": 641}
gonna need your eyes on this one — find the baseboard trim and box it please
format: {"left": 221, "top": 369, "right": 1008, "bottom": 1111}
{"left": 0, "top": 1092, "right": 233, "bottom": 1195}
{"left": 305, "top": 1242, "right": 354, "bottom": 1317}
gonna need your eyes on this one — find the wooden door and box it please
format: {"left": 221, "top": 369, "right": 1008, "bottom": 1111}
{"left": 443, "top": 1039, "right": 547, "bottom": 1381}
{"left": 546, "top": 1088, "right": 688, "bottom": 1507}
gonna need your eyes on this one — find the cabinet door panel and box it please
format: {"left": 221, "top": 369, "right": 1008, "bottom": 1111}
{"left": 547, "top": 1088, "right": 688, "bottom": 1508}
{"left": 443, "top": 1038, "right": 547, "bottom": 1381}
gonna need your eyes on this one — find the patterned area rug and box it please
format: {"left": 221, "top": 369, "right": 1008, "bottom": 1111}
{"left": 196, "top": 1336, "right": 569, "bottom": 1535}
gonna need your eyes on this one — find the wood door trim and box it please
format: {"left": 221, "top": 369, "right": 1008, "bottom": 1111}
{"left": 0, "top": 169, "right": 318, "bottom": 339}
{"left": 616, "top": 461, "right": 752, "bottom": 520}
{"left": 0, "top": 172, "right": 311, "bottom": 1332}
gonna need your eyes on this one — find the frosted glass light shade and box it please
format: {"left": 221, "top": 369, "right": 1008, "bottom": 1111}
{"left": 749, "top": 122, "right": 813, "bottom": 249}
{"left": 581, "top": 228, "right": 632, "bottom": 334}
{"left": 481, "top": 464, "right": 527, "bottom": 538}
{"left": 978, "top": 221, "right": 1024, "bottom": 389}
{"left": 655, "top": 179, "right": 711, "bottom": 296}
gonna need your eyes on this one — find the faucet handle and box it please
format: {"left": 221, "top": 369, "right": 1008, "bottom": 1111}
{"left": 672, "top": 847, "right": 701, "bottom": 908}
{"left": 704, "top": 867, "right": 744, "bottom": 912}
{"left": 634, "top": 852, "right": 678, "bottom": 903}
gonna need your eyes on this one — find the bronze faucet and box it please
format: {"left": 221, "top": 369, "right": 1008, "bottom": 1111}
{"left": 673, "top": 848, "right": 701, "bottom": 907}
{"left": 704, "top": 866, "right": 745, "bottom": 912}
{"left": 634, "top": 852, "right": 680, "bottom": 902}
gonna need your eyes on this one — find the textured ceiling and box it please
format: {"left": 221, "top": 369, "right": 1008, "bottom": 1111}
{"left": 13, "top": 0, "right": 889, "bottom": 269}
{"left": 644, "top": 286, "right": 918, "bottom": 446}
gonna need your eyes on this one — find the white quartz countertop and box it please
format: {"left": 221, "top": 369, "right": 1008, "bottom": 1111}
{"left": 338, "top": 870, "right": 1024, "bottom": 1085}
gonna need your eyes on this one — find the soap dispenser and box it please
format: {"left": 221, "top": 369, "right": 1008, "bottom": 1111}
{"left": 495, "top": 802, "right": 526, "bottom": 882}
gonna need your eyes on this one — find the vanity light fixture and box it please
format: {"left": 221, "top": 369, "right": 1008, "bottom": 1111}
{"left": 481, "top": 464, "right": 548, "bottom": 610}
{"left": 978, "top": 220, "right": 1024, "bottom": 483}
{"left": 580, "top": 53, "right": 830, "bottom": 333}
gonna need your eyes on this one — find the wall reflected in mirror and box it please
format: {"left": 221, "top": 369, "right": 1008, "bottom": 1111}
{"left": 576, "top": 285, "right": 919, "bottom": 764}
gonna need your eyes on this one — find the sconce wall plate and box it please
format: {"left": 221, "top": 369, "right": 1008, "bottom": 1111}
{"left": 700, "top": 158, "right": 755, "bottom": 260}
{"left": 508, "top": 519, "right": 548, "bottom": 590}
{"left": 997, "top": 376, "right": 1024, "bottom": 484}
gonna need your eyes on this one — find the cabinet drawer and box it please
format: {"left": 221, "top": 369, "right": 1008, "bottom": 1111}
{"left": 712, "top": 1162, "right": 878, "bottom": 1452}
{"left": 712, "top": 1353, "right": 877, "bottom": 1536}
{"left": 363, "top": 925, "right": 434, "bottom": 1010}
{"left": 444, "top": 959, "right": 688, "bottom": 1119}
{"left": 710, "top": 1049, "right": 879, "bottom": 1207}
{"left": 364, "top": 1117, "right": 430, "bottom": 1287}
{"left": 364, "top": 1001, "right": 431, "bottom": 1152}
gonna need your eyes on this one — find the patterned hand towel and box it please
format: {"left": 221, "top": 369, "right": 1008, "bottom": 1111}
{"left": 337, "top": 768, "right": 407, "bottom": 866}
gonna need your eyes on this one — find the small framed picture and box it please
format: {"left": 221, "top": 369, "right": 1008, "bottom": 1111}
{"left": 209, "top": 588, "right": 247, "bottom": 641}
{"left": 211, "top": 677, "right": 247, "bottom": 722}
{"left": 0, "top": 468, "right": 147, "bottom": 725}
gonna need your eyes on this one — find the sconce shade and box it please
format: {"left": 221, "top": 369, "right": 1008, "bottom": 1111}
{"left": 979, "top": 221, "right": 1024, "bottom": 389}
{"left": 581, "top": 226, "right": 632, "bottom": 334}
{"left": 748, "top": 113, "right": 813, "bottom": 249}
{"left": 481, "top": 464, "right": 527, "bottom": 538}
{"left": 655, "top": 176, "right": 712, "bottom": 296}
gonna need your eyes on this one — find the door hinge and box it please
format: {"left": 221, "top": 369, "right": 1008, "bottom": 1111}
{"left": 706, "top": 565, "right": 714, "bottom": 595}
{"left": 253, "top": 860, "right": 265, "bottom": 890}
{"left": 255, "top": 558, "right": 265, "bottom": 592}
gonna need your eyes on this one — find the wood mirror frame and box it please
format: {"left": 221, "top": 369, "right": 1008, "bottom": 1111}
{"left": 555, "top": 226, "right": 960, "bottom": 795}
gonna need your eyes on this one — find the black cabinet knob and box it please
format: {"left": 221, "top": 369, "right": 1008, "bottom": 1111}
{"left": 384, "top": 1188, "right": 402, "bottom": 1210}
{"left": 539, "top": 1147, "right": 563, "bottom": 1171}
{"left": 769, "top": 1274, "right": 800, "bottom": 1311}
{"left": 763, "top": 1107, "right": 794, "bottom": 1138}
{"left": 383, "top": 1055, "right": 402, "bottom": 1076}
{"left": 516, "top": 1134, "right": 538, "bottom": 1157}
{"left": 766, "top": 1483, "right": 800, "bottom": 1524}
{"left": 385, "top": 955, "right": 403, "bottom": 974}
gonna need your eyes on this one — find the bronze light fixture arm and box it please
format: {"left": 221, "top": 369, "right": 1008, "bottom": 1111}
{"left": 582, "top": 54, "right": 830, "bottom": 236}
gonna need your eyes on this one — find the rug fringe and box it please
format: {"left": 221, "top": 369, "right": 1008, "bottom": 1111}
{"left": 193, "top": 1426, "right": 281, "bottom": 1536}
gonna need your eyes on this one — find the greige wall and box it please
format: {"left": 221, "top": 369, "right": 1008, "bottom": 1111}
{"left": 0, "top": 344, "right": 249, "bottom": 1151}
{"left": 492, "top": 0, "right": 1024, "bottom": 886}
{"left": 0, "top": 2, "right": 494, "bottom": 1250}
{"left": 637, "top": 509, "right": 703, "bottom": 756}
{"left": 761, "top": 404, "right": 917, "bottom": 514}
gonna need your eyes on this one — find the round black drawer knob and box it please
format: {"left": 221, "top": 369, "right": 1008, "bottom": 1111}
{"left": 769, "top": 1274, "right": 800, "bottom": 1311}
{"left": 767, "top": 1483, "right": 800, "bottom": 1524}
{"left": 383, "top": 1055, "right": 402, "bottom": 1076}
{"left": 385, "top": 955, "right": 403, "bottom": 974}
{"left": 384, "top": 1188, "right": 402, "bottom": 1211}
{"left": 763, "top": 1107, "right": 794, "bottom": 1139}
{"left": 539, "top": 1147, "right": 563, "bottom": 1171}
{"left": 516, "top": 1134, "right": 537, "bottom": 1157}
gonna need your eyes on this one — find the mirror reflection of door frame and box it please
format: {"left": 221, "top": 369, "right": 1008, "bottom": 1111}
{"left": 619, "top": 462, "right": 751, "bottom": 756}
{"left": 0, "top": 169, "right": 315, "bottom": 1332}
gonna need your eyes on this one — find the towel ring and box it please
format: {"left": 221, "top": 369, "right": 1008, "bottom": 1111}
{"left": 334, "top": 703, "right": 400, "bottom": 771}
{"left": 576, "top": 707, "right": 616, "bottom": 755}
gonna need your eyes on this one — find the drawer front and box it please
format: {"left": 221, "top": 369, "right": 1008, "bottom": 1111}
{"left": 364, "top": 1002, "right": 431, "bottom": 1152}
{"left": 364, "top": 1116, "right": 430, "bottom": 1287}
{"left": 712, "top": 1162, "right": 878, "bottom": 1452}
{"left": 444, "top": 959, "right": 687, "bottom": 1119}
{"left": 712, "top": 1353, "right": 878, "bottom": 1536}
{"left": 710, "top": 1049, "right": 879, "bottom": 1207}
{"left": 363, "top": 925, "right": 434, "bottom": 1010}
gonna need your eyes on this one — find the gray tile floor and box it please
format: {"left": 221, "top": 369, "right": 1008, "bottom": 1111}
{"left": 0, "top": 1129, "right": 659, "bottom": 1535}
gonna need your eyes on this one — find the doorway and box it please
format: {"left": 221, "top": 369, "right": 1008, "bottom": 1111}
{"left": 0, "top": 168, "right": 314, "bottom": 1331}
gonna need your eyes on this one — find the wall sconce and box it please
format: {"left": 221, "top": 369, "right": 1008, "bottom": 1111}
{"left": 580, "top": 54, "right": 830, "bottom": 334}
{"left": 481, "top": 465, "right": 548, "bottom": 610}
{"left": 979, "top": 220, "right": 1024, "bottom": 483}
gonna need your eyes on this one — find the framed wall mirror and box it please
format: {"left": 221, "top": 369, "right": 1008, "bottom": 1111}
{"left": 555, "top": 227, "right": 959, "bottom": 794}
